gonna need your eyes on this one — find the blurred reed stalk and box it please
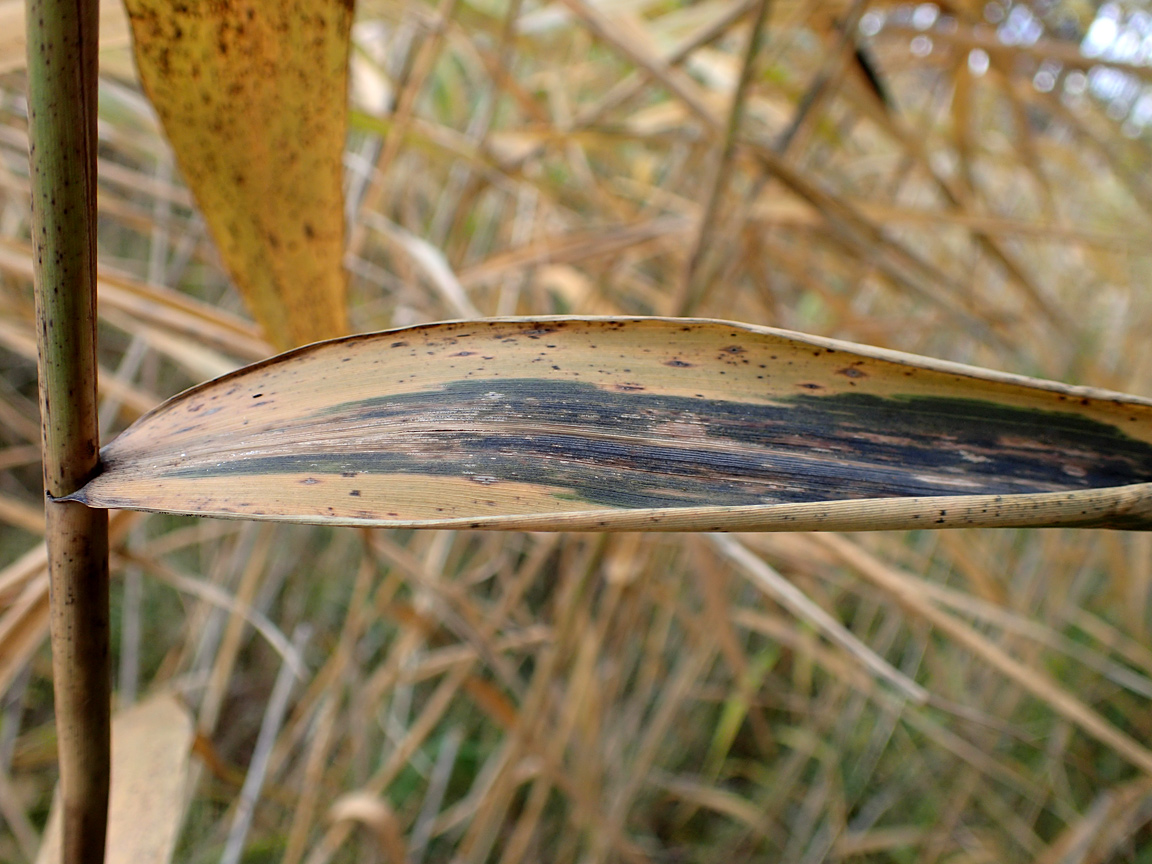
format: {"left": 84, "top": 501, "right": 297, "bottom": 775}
{"left": 27, "top": 1, "right": 110, "bottom": 863}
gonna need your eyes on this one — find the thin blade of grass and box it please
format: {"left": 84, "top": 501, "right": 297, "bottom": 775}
{"left": 815, "top": 532, "right": 1152, "bottom": 777}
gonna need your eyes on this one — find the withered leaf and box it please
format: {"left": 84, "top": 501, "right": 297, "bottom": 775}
{"left": 72, "top": 318, "right": 1152, "bottom": 531}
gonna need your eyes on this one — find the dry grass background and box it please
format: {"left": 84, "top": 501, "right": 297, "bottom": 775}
{"left": 3, "top": 0, "right": 1152, "bottom": 861}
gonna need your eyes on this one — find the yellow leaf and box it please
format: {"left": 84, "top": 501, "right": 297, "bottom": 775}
{"left": 71, "top": 317, "right": 1152, "bottom": 531}
{"left": 123, "top": 0, "right": 351, "bottom": 350}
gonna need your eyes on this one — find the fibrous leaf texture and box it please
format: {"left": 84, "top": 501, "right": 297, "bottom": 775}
{"left": 71, "top": 318, "right": 1152, "bottom": 532}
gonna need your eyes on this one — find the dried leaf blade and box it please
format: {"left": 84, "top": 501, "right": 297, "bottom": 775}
{"left": 73, "top": 317, "right": 1152, "bottom": 531}
{"left": 36, "top": 694, "right": 194, "bottom": 864}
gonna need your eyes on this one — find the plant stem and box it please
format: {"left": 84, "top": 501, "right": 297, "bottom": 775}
{"left": 27, "top": 1, "right": 110, "bottom": 863}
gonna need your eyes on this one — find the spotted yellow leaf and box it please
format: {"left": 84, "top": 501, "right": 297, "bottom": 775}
{"left": 123, "top": 0, "right": 351, "bottom": 349}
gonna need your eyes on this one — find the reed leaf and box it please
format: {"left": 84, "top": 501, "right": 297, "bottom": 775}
{"left": 69, "top": 317, "right": 1152, "bottom": 532}
{"left": 122, "top": 0, "right": 351, "bottom": 350}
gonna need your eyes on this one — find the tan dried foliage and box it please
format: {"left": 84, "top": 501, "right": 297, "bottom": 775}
{"left": 1, "top": 1, "right": 1151, "bottom": 863}
{"left": 35, "top": 695, "right": 193, "bottom": 864}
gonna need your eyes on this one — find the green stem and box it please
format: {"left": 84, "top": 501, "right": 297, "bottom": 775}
{"left": 27, "top": 2, "right": 110, "bottom": 863}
